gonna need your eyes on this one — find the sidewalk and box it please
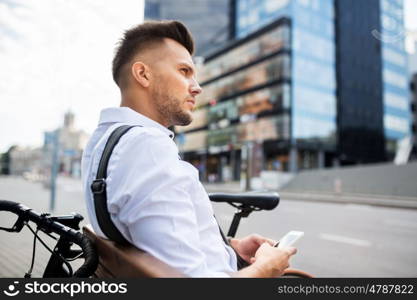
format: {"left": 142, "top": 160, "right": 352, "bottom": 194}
{"left": 203, "top": 181, "right": 417, "bottom": 209}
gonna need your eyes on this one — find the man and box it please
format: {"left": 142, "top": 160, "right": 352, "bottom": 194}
{"left": 82, "top": 20, "right": 296, "bottom": 277}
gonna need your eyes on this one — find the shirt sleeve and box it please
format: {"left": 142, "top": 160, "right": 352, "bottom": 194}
{"left": 105, "top": 128, "right": 231, "bottom": 277}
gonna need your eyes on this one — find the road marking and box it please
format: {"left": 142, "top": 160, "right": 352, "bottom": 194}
{"left": 280, "top": 206, "right": 303, "bottom": 214}
{"left": 384, "top": 219, "right": 417, "bottom": 229}
{"left": 319, "top": 233, "right": 372, "bottom": 247}
{"left": 344, "top": 203, "right": 373, "bottom": 210}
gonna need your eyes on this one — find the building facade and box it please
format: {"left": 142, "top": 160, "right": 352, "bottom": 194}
{"left": 379, "top": 0, "right": 411, "bottom": 158}
{"left": 178, "top": 18, "right": 293, "bottom": 182}
{"left": 144, "top": 0, "right": 232, "bottom": 56}
{"left": 174, "top": 0, "right": 410, "bottom": 182}
{"left": 9, "top": 146, "right": 43, "bottom": 176}
{"left": 236, "top": 0, "right": 338, "bottom": 172}
{"left": 177, "top": 0, "right": 337, "bottom": 182}
{"left": 335, "top": 0, "right": 386, "bottom": 164}
{"left": 44, "top": 111, "right": 89, "bottom": 178}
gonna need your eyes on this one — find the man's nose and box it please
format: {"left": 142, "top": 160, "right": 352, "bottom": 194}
{"left": 190, "top": 80, "right": 202, "bottom": 96}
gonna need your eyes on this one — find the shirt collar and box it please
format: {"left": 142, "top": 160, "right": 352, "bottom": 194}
{"left": 98, "top": 107, "right": 175, "bottom": 139}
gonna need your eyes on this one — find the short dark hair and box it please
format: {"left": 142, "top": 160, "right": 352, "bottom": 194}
{"left": 112, "top": 20, "right": 194, "bottom": 87}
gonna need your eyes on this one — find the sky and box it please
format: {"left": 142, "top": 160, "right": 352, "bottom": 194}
{"left": 0, "top": 0, "right": 143, "bottom": 152}
{"left": 0, "top": 0, "right": 416, "bottom": 152}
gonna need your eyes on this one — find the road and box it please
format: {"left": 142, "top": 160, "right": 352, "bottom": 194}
{"left": 1, "top": 176, "right": 416, "bottom": 277}
{"left": 213, "top": 198, "right": 417, "bottom": 277}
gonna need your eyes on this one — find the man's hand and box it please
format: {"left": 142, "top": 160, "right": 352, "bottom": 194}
{"left": 232, "top": 242, "right": 297, "bottom": 278}
{"left": 229, "top": 234, "right": 276, "bottom": 263}
{"left": 251, "top": 242, "right": 297, "bottom": 277}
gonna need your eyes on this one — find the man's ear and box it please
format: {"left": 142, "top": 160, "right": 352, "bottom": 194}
{"left": 131, "top": 62, "right": 150, "bottom": 88}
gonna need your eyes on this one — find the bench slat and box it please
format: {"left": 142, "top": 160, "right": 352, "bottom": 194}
{"left": 83, "top": 226, "right": 185, "bottom": 278}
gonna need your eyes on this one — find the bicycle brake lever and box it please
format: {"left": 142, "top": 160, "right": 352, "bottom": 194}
{"left": 0, "top": 215, "right": 26, "bottom": 232}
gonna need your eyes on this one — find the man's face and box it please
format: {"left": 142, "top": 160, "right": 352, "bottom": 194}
{"left": 149, "top": 38, "right": 202, "bottom": 127}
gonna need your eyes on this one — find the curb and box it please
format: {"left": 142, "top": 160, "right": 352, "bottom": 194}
{"left": 203, "top": 184, "right": 417, "bottom": 210}
{"left": 275, "top": 192, "right": 417, "bottom": 210}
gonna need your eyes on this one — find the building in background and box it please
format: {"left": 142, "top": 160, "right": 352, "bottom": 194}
{"left": 177, "top": 0, "right": 338, "bottom": 182}
{"left": 178, "top": 18, "right": 295, "bottom": 183}
{"left": 9, "top": 146, "right": 43, "bottom": 176}
{"left": 0, "top": 146, "right": 16, "bottom": 175}
{"left": 406, "top": 31, "right": 417, "bottom": 160}
{"left": 44, "top": 111, "right": 89, "bottom": 178}
{"left": 144, "top": 0, "right": 232, "bottom": 56}
{"left": 234, "top": 0, "right": 410, "bottom": 165}
{"left": 379, "top": 0, "right": 411, "bottom": 159}
{"left": 4, "top": 111, "right": 89, "bottom": 179}
{"left": 173, "top": 0, "right": 412, "bottom": 183}
{"left": 336, "top": 0, "right": 385, "bottom": 164}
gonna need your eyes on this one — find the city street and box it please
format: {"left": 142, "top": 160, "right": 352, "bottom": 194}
{"left": 1, "top": 176, "right": 417, "bottom": 278}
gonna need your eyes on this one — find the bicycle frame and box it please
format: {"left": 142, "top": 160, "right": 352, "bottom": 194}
{"left": 42, "top": 215, "right": 85, "bottom": 277}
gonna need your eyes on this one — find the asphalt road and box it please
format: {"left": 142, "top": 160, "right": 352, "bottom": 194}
{"left": 213, "top": 197, "right": 417, "bottom": 277}
{"left": 1, "top": 176, "right": 416, "bottom": 277}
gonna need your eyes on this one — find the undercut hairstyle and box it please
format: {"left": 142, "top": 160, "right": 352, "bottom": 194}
{"left": 112, "top": 20, "right": 194, "bottom": 87}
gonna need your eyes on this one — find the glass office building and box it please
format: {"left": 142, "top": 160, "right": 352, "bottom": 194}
{"left": 145, "top": 0, "right": 232, "bottom": 55}
{"left": 335, "top": 0, "right": 386, "bottom": 164}
{"left": 174, "top": 0, "right": 410, "bottom": 182}
{"left": 241, "top": 0, "right": 336, "bottom": 171}
{"left": 178, "top": 19, "right": 294, "bottom": 182}
{"left": 177, "top": 14, "right": 336, "bottom": 182}
{"left": 180, "top": 0, "right": 336, "bottom": 181}
{"left": 336, "top": 0, "right": 410, "bottom": 163}
{"left": 380, "top": 0, "right": 411, "bottom": 155}
{"left": 234, "top": 0, "right": 410, "bottom": 165}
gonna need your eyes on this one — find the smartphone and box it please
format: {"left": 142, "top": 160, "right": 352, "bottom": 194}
{"left": 274, "top": 231, "right": 304, "bottom": 249}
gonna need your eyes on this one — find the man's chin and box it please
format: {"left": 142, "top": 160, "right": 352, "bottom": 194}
{"left": 173, "top": 112, "right": 193, "bottom": 126}
{"left": 176, "top": 119, "right": 193, "bottom": 127}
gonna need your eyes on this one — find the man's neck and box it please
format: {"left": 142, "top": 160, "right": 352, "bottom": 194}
{"left": 120, "top": 93, "right": 169, "bottom": 128}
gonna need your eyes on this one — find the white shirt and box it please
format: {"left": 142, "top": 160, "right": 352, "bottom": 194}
{"left": 81, "top": 107, "right": 237, "bottom": 277}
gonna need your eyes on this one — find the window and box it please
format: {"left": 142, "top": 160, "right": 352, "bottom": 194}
{"left": 293, "top": 85, "right": 336, "bottom": 117}
{"left": 383, "top": 69, "right": 408, "bottom": 89}
{"left": 384, "top": 114, "right": 409, "bottom": 133}
{"left": 384, "top": 92, "right": 408, "bottom": 110}
{"left": 199, "top": 25, "right": 290, "bottom": 82}
{"left": 201, "top": 54, "right": 290, "bottom": 105}
{"left": 178, "top": 131, "right": 208, "bottom": 152}
{"left": 293, "top": 116, "right": 335, "bottom": 139}
{"left": 383, "top": 48, "right": 406, "bottom": 67}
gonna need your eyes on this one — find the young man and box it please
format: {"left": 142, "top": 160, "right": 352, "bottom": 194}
{"left": 82, "top": 20, "right": 296, "bottom": 277}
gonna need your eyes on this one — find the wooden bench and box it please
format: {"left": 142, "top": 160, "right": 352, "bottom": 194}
{"left": 83, "top": 226, "right": 185, "bottom": 277}
{"left": 83, "top": 226, "right": 313, "bottom": 278}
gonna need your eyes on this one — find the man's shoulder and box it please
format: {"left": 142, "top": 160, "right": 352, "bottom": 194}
{"left": 105, "top": 125, "right": 179, "bottom": 173}
{"left": 123, "top": 125, "right": 173, "bottom": 143}
{"left": 113, "top": 125, "right": 177, "bottom": 154}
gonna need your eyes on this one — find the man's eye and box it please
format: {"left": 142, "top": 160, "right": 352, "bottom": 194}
{"left": 180, "top": 68, "right": 189, "bottom": 74}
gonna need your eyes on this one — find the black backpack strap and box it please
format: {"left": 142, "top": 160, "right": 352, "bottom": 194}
{"left": 215, "top": 216, "right": 249, "bottom": 270}
{"left": 90, "top": 125, "right": 138, "bottom": 245}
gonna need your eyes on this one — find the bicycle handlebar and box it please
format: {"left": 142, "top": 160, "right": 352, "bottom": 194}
{"left": 0, "top": 200, "right": 98, "bottom": 278}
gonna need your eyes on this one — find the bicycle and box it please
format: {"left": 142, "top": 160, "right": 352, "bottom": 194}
{"left": 0, "top": 192, "right": 313, "bottom": 278}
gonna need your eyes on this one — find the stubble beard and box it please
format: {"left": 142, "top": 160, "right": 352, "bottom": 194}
{"left": 152, "top": 86, "right": 193, "bottom": 127}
